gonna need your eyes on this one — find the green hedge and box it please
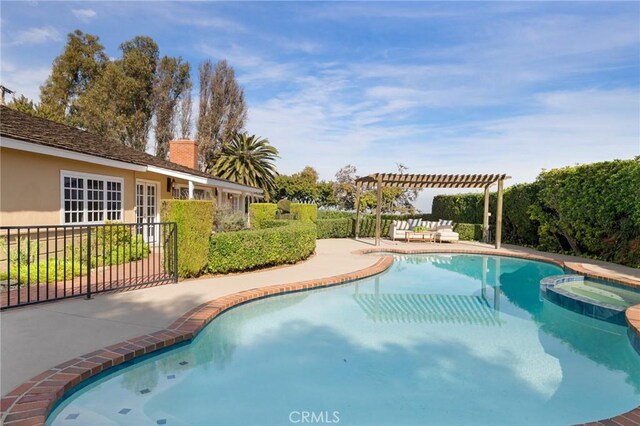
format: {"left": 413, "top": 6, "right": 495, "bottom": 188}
{"left": 431, "top": 159, "right": 640, "bottom": 267}
{"left": 208, "top": 222, "right": 316, "bottom": 274}
{"left": 249, "top": 203, "right": 277, "bottom": 229}
{"left": 261, "top": 219, "right": 290, "bottom": 228}
{"left": 318, "top": 210, "right": 354, "bottom": 219}
{"left": 317, "top": 218, "right": 353, "bottom": 239}
{"left": 530, "top": 159, "right": 640, "bottom": 266}
{"left": 161, "top": 200, "right": 214, "bottom": 278}
{"left": 454, "top": 223, "right": 483, "bottom": 241}
{"left": 290, "top": 203, "right": 318, "bottom": 222}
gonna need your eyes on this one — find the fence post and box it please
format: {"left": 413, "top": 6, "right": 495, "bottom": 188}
{"left": 172, "top": 223, "right": 178, "bottom": 283}
{"left": 86, "top": 226, "right": 92, "bottom": 299}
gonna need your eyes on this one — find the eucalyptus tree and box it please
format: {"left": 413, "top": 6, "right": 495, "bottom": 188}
{"left": 154, "top": 56, "right": 191, "bottom": 159}
{"left": 39, "top": 30, "right": 108, "bottom": 125}
{"left": 197, "top": 59, "right": 247, "bottom": 172}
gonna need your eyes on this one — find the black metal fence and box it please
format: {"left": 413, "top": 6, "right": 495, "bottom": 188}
{"left": 0, "top": 222, "right": 177, "bottom": 309}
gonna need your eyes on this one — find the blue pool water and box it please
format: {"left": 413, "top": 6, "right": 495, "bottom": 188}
{"left": 47, "top": 254, "right": 640, "bottom": 425}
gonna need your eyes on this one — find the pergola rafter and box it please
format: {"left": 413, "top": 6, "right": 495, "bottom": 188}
{"left": 354, "top": 173, "right": 511, "bottom": 248}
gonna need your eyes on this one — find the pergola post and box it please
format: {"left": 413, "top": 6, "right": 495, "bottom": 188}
{"left": 495, "top": 179, "right": 504, "bottom": 249}
{"left": 354, "top": 183, "right": 362, "bottom": 238}
{"left": 374, "top": 174, "right": 383, "bottom": 246}
{"left": 482, "top": 185, "right": 490, "bottom": 243}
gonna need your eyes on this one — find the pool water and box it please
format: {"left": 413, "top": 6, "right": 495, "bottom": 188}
{"left": 47, "top": 254, "right": 640, "bottom": 425}
{"left": 556, "top": 279, "right": 640, "bottom": 308}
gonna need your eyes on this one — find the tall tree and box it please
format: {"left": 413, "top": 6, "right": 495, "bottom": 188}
{"left": 196, "top": 60, "right": 213, "bottom": 147}
{"left": 177, "top": 80, "right": 193, "bottom": 139}
{"left": 334, "top": 164, "right": 358, "bottom": 210}
{"left": 78, "top": 36, "right": 159, "bottom": 151}
{"left": 39, "top": 30, "right": 107, "bottom": 126}
{"left": 6, "top": 95, "right": 60, "bottom": 121}
{"left": 212, "top": 133, "right": 278, "bottom": 196}
{"left": 153, "top": 56, "right": 191, "bottom": 159}
{"left": 197, "top": 59, "right": 247, "bottom": 172}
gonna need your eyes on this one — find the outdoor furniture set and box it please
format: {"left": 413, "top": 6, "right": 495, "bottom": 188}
{"left": 389, "top": 219, "right": 460, "bottom": 243}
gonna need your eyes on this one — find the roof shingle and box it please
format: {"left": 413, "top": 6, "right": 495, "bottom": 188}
{"left": 0, "top": 106, "right": 258, "bottom": 190}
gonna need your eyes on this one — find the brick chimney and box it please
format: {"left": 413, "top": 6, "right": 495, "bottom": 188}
{"left": 169, "top": 140, "right": 199, "bottom": 170}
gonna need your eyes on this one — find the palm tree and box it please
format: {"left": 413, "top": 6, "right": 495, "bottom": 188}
{"left": 212, "top": 133, "right": 279, "bottom": 195}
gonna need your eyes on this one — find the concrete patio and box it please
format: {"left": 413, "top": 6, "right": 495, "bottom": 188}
{"left": 2, "top": 238, "right": 639, "bottom": 396}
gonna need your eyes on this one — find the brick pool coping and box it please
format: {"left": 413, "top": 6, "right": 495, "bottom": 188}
{"left": 2, "top": 248, "right": 640, "bottom": 425}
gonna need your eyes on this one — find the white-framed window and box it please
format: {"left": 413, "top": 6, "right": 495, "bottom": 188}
{"left": 171, "top": 185, "right": 213, "bottom": 200}
{"left": 61, "top": 171, "right": 124, "bottom": 224}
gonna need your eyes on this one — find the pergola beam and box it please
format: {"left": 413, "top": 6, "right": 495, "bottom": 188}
{"left": 354, "top": 173, "right": 510, "bottom": 247}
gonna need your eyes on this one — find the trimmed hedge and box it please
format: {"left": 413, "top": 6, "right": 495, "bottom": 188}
{"left": 249, "top": 203, "right": 277, "bottom": 229}
{"left": 318, "top": 210, "right": 355, "bottom": 219}
{"left": 208, "top": 222, "right": 316, "bottom": 274}
{"left": 290, "top": 203, "right": 318, "bottom": 222}
{"left": 454, "top": 223, "right": 483, "bottom": 241}
{"left": 317, "top": 218, "right": 353, "bottom": 239}
{"left": 430, "top": 159, "right": 640, "bottom": 267}
{"left": 261, "top": 219, "right": 290, "bottom": 228}
{"left": 161, "top": 200, "right": 214, "bottom": 278}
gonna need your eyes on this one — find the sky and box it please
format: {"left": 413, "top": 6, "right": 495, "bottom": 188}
{"left": 1, "top": 1, "right": 639, "bottom": 211}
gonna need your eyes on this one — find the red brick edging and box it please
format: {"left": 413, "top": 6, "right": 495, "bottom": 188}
{"left": 0, "top": 256, "right": 394, "bottom": 425}
{"left": 2, "top": 248, "right": 640, "bottom": 425}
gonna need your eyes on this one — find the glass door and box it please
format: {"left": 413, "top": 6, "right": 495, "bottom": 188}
{"left": 136, "top": 181, "right": 158, "bottom": 243}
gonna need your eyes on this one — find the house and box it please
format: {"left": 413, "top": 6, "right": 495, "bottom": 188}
{"left": 0, "top": 106, "right": 262, "bottom": 228}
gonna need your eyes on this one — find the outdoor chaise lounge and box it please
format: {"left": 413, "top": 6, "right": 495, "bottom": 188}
{"left": 389, "top": 219, "right": 459, "bottom": 243}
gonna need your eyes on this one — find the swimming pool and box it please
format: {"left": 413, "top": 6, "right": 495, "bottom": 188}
{"left": 47, "top": 254, "right": 640, "bottom": 425}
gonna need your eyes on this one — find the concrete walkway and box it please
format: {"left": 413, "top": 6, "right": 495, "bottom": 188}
{"left": 2, "top": 238, "right": 638, "bottom": 395}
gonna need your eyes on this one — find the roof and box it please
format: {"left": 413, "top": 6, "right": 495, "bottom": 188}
{"left": 355, "top": 173, "right": 510, "bottom": 189}
{"left": 0, "top": 106, "right": 262, "bottom": 194}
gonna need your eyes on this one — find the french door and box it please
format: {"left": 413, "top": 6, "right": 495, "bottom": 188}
{"left": 136, "top": 181, "right": 159, "bottom": 243}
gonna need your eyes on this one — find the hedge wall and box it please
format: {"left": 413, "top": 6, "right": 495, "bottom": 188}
{"left": 208, "top": 222, "right": 316, "bottom": 274}
{"left": 454, "top": 223, "right": 483, "bottom": 241}
{"left": 530, "top": 159, "right": 640, "bottom": 266}
{"left": 290, "top": 203, "right": 318, "bottom": 222}
{"left": 249, "top": 203, "right": 277, "bottom": 229}
{"left": 317, "top": 218, "right": 353, "bottom": 239}
{"left": 160, "top": 200, "right": 214, "bottom": 278}
{"left": 431, "top": 159, "right": 640, "bottom": 267}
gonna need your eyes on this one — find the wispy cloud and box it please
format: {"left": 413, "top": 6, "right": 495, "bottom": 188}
{"left": 0, "top": 61, "right": 49, "bottom": 101}
{"left": 8, "top": 26, "right": 61, "bottom": 46}
{"left": 71, "top": 8, "right": 97, "bottom": 23}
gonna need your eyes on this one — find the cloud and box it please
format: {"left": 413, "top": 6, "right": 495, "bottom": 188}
{"left": 71, "top": 9, "right": 97, "bottom": 22}
{"left": 0, "top": 61, "right": 50, "bottom": 102}
{"left": 8, "top": 26, "right": 61, "bottom": 46}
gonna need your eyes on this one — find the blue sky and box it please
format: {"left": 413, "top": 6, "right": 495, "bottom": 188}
{"left": 1, "top": 1, "right": 639, "bottom": 210}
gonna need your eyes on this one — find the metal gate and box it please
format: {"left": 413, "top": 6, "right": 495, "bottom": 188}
{"left": 0, "top": 222, "right": 178, "bottom": 309}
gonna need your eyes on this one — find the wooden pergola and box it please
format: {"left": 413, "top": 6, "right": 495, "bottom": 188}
{"left": 354, "top": 173, "right": 511, "bottom": 249}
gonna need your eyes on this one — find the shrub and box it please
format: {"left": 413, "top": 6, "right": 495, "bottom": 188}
{"left": 530, "top": 159, "right": 640, "bottom": 266}
{"left": 249, "top": 203, "right": 277, "bottom": 229}
{"left": 208, "top": 222, "right": 316, "bottom": 274}
{"left": 430, "top": 159, "right": 640, "bottom": 267}
{"left": 316, "top": 218, "right": 353, "bottom": 239}
{"left": 277, "top": 199, "right": 292, "bottom": 213}
{"left": 261, "top": 219, "right": 290, "bottom": 228}
{"left": 214, "top": 208, "right": 246, "bottom": 232}
{"left": 318, "top": 210, "right": 355, "bottom": 219}
{"left": 161, "top": 200, "right": 214, "bottom": 278}
{"left": 290, "top": 203, "right": 318, "bottom": 222}
{"left": 454, "top": 223, "right": 483, "bottom": 241}
{"left": 0, "top": 227, "right": 148, "bottom": 284}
